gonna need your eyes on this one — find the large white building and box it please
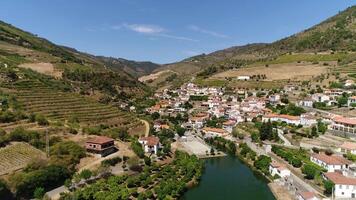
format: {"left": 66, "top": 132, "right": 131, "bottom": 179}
{"left": 324, "top": 172, "right": 356, "bottom": 199}
{"left": 262, "top": 113, "right": 300, "bottom": 125}
{"left": 330, "top": 116, "right": 356, "bottom": 136}
{"left": 310, "top": 153, "right": 351, "bottom": 172}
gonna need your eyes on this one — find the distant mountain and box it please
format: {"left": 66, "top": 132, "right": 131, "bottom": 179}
{"left": 149, "top": 6, "right": 356, "bottom": 87}
{"left": 96, "top": 56, "right": 161, "bottom": 77}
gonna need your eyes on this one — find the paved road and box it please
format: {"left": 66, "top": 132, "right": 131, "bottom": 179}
{"left": 244, "top": 138, "right": 323, "bottom": 197}
{"left": 277, "top": 129, "right": 292, "bottom": 147}
{"left": 244, "top": 137, "right": 267, "bottom": 156}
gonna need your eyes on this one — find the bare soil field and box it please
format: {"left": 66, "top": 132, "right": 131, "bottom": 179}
{"left": 18, "top": 62, "right": 62, "bottom": 77}
{"left": 212, "top": 63, "right": 329, "bottom": 81}
{"left": 139, "top": 70, "right": 175, "bottom": 82}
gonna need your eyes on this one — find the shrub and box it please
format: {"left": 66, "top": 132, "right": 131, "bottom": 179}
{"left": 101, "top": 156, "right": 122, "bottom": 166}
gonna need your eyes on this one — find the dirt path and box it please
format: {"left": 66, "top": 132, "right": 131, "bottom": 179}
{"left": 140, "top": 119, "right": 150, "bottom": 137}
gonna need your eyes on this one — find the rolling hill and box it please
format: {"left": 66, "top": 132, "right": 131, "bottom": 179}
{"left": 96, "top": 56, "right": 161, "bottom": 78}
{"left": 0, "top": 20, "right": 153, "bottom": 100}
{"left": 144, "top": 6, "right": 356, "bottom": 89}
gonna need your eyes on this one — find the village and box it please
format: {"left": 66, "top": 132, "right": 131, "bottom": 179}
{"left": 136, "top": 78, "right": 356, "bottom": 200}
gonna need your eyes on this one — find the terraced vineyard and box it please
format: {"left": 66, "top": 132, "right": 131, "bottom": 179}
{"left": 0, "top": 142, "right": 45, "bottom": 175}
{"left": 1, "top": 80, "right": 142, "bottom": 129}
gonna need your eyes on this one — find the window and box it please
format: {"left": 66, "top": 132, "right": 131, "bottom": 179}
{"left": 347, "top": 185, "right": 349, "bottom": 189}
{"left": 339, "top": 185, "right": 342, "bottom": 189}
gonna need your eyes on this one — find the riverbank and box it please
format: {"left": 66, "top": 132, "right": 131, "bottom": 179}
{"left": 182, "top": 156, "right": 275, "bottom": 200}
{"left": 268, "top": 182, "right": 294, "bottom": 200}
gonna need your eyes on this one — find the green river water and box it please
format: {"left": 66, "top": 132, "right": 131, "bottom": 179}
{"left": 182, "top": 156, "right": 276, "bottom": 200}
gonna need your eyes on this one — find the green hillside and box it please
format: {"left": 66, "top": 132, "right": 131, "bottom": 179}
{"left": 149, "top": 6, "right": 356, "bottom": 89}
{"left": 96, "top": 56, "right": 161, "bottom": 77}
{"left": 0, "top": 20, "right": 150, "bottom": 100}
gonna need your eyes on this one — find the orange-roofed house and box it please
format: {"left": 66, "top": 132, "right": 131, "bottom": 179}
{"left": 330, "top": 116, "right": 356, "bottom": 136}
{"left": 311, "top": 153, "right": 351, "bottom": 172}
{"left": 201, "top": 127, "right": 228, "bottom": 137}
{"left": 138, "top": 136, "right": 160, "bottom": 154}
{"left": 85, "top": 136, "right": 117, "bottom": 157}
{"left": 324, "top": 172, "right": 356, "bottom": 198}
{"left": 269, "top": 161, "right": 290, "bottom": 178}
{"left": 262, "top": 113, "right": 300, "bottom": 125}
{"left": 338, "top": 142, "right": 356, "bottom": 155}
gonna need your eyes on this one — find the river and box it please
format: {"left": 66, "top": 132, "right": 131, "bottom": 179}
{"left": 182, "top": 156, "right": 276, "bottom": 200}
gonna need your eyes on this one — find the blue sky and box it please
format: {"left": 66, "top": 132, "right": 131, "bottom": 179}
{"left": 1, "top": 0, "right": 355, "bottom": 64}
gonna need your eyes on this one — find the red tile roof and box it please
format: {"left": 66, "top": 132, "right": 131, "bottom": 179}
{"left": 311, "top": 153, "right": 352, "bottom": 165}
{"left": 325, "top": 172, "right": 356, "bottom": 185}
{"left": 139, "top": 136, "right": 159, "bottom": 146}
{"left": 202, "top": 127, "right": 227, "bottom": 135}
{"left": 333, "top": 116, "right": 356, "bottom": 125}
{"left": 264, "top": 113, "right": 300, "bottom": 120}
{"left": 86, "top": 136, "right": 114, "bottom": 144}
{"left": 270, "top": 161, "right": 287, "bottom": 171}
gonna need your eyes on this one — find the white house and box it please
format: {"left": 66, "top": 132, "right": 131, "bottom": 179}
{"left": 345, "top": 80, "right": 355, "bottom": 87}
{"left": 310, "top": 153, "right": 351, "bottom": 172}
{"left": 188, "top": 114, "right": 209, "bottom": 129}
{"left": 299, "top": 99, "right": 313, "bottom": 108}
{"left": 330, "top": 116, "right": 356, "bottom": 136}
{"left": 269, "top": 161, "right": 291, "bottom": 178}
{"left": 297, "top": 191, "right": 319, "bottom": 200}
{"left": 348, "top": 96, "right": 356, "bottom": 107}
{"left": 262, "top": 113, "right": 300, "bottom": 125}
{"left": 138, "top": 136, "right": 160, "bottom": 154}
{"left": 324, "top": 172, "right": 356, "bottom": 199}
{"left": 237, "top": 76, "right": 250, "bottom": 81}
{"left": 201, "top": 127, "right": 228, "bottom": 137}
{"left": 338, "top": 142, "right": 356, "bottom": 155}
{"left": 312, "top": 93, "right": 330, "bottom": 103}
{"left": 268, "top": 94, "right": 280, "bottom": 104}
{"left": 222, "top": 120, "right": 237, "bottom": 133}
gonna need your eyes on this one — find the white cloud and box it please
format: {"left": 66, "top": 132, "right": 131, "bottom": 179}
{"left": 119, "top": 23, "right": 198, "bottom": 42}
{"left": 158, "top": 33, "right": 198, "bottom": 42}
{"left": 123, "top": 23, "right": 164, "bottom": 34}
{"left": 188, "top": 25, "right": 229, "bottom": 39}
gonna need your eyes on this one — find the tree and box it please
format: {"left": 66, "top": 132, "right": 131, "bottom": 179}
{"left": 337, "top": 96, "right": 348, "bottom": 107}
{"left": 35, "top": 114, "right": 49, "bottom": 126}
{"left": 254, "top": 155, "right": 271, "bottom": 174}
{"left": 33, "top": 187, "right": 45, "bottom": 199}
{"left": 131, "top": 140, "right": 145, "bottom": 158}
{"left": 302, "top": 163, "right": 320, "bottom": 179}
{"left": 79, "top": 169, "right": 92, "bottom": 180}
{"left": 151, "top": 112, "right": 160, "bottom": 120}
{"left": 311, "top": 126, "right": 318, "bottom": 137}
{"left": 118, "top": 129, "right": 129, "bottom": 141}
{"left": 175, "top": 126, "right": 186, "bottom": 137}
{"left": 324, "top": 180, "right": 334, "bottom": 195}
